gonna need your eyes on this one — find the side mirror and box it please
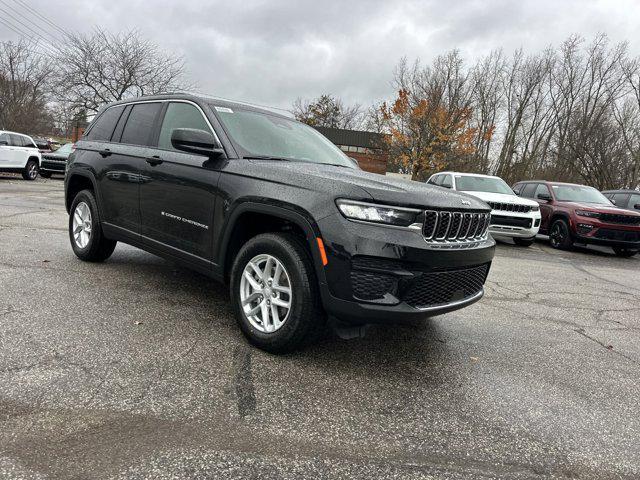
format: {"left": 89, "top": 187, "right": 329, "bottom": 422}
{"left": 610, "top": 198, "right": 617, "bottom": 205}
{"left": 513, "top": 189, "right": 520, "bottom": 196}
{"left": 171, "top": 128, "right": 225, "bottom": 158}
{"left": 537, "top": 193, "right": 552, "bottom": 201}
{"left": 348, "top": 156, "right": 361, "bottom": 169}
{"left": 0, "top": 140, "right": 8, "bottom": 146}
{"left": 634, "top": 204, "right": 640, "bottom": 210}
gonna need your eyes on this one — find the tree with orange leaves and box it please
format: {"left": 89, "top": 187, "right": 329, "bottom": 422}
{"left": 379, "top": 55, "right": 485, "bottom": 181}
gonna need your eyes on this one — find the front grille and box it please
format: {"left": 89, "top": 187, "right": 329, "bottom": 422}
{"left": 594, "top": 229, "right": 640, "bottom": 242}
{"left": 600, "top": 213, "right": 640, "bottom": 226}
{"left": 487, "top": 202, "right": 532, "bottom": 213}
{"left": 401, "top": 263, "right": 490, "bottom": 309}
{"left": 490, "top": 215, "right": 533, "bottom": 228}
{"left": 423, "top": 210, "right": 490, "bottom": 242}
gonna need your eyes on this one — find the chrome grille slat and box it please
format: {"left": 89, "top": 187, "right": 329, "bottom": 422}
{"left": 422, "top": 210, "right": 490, "bottom": 244}
{"left": 488, "top": 201, "right": 532, "bottom": 213}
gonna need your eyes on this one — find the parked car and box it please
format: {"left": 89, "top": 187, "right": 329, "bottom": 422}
{"left": 40, "top": 143, "right": 75, "bottom": 178}
{"left": 426, "top": 172, "right": 541, "bottom": 246}
{"left": 33, "top": 137, "right": 61, "bottom": 153}
{"left": 64, "top": 93, "right": 496, "bottom": 352}
{"left": 0, "top": 130, "right": 42, "bottom": 180}
{"left": 513, "top": 181, "right": 640, "bottom": 257}
{"left": 602, "top": 189, "right": 640, "bottom": 212}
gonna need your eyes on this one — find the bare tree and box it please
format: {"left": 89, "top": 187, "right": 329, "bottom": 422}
{"left": 0, "top": 41, "right": 53, "bottom": 133}
{"left": 292, "top": 94, "right": 363, "bottom": 129}
{"left": 55, "top": 28, "right": 190, "bottom": 114}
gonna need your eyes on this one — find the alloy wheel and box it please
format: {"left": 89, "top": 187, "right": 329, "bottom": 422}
{"left": 550, "top": 223, "right": 564, "bottom": 248}
{"left": 72, "top": 202, "right": 92, "bottom": 249}
{"left": 28, "top": 163, "right": 38, "bottom": 179}
{"left": 240, "top": 254, "right": 292, "bottom": 333}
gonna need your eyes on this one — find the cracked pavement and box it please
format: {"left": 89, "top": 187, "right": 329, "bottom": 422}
{"left": 0, "top": 176, "right": 639, "bottom": 479}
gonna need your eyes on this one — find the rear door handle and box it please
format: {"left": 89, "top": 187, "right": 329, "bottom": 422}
{"left": 99, "top": 148, "right": 112, "bottom": 158}
{"left": 146, "top": 155, "right": 163, "bottom": 166}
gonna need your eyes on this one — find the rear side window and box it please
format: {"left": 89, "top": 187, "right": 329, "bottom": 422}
{"left": 521, "top": 183, "right": 537, "bottom": 198}
{"left": 86, "top": 106, "right": 125, "bottom": 141}
{"left": 158, "top": 102, "right": 211, "bottom": 151}
{"left": 120, "top": 103, "right": 162, "bottom": 146}
{"left": 9, "top": 134, "right": 22, "bottom": 147}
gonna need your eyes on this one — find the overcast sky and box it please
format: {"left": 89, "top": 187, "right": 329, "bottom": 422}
{"left": 2, "top": 0, "right": 639, "bottom": 110}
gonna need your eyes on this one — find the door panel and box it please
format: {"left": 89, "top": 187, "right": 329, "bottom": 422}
{"left": 139, "top": 101, "right": 221, "bottom": 260}
{"left": 140, "top": 151, "right": 219, "bottom": 260}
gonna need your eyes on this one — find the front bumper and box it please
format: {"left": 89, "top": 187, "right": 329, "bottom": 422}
{"left": 489, "top": 211, "right": 541, "bottom": 239}
{"left": 40, "top": 158, "right": 66, "bottom": 173}
{"left": 316, "top": 213, "right": 495, "bottom": 324}
{"left": 570, "top": 217, "right": 640, "bottom": 249}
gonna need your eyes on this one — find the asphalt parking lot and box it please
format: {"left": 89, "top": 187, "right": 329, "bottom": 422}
{"left": 1, "top": 176, "right": 639, "bottom": 479}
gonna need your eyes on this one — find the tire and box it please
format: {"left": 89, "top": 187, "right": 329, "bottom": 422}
{"left": 548, "top": 219, "right": 573, "bottom": 249}
{"left": 69, "top": 189, "right": 117, "bottom": 262}
{"left": 613, "top": 247, "right": 638, "bottom": 258}
{"left": 230, "top": 232, "right": 325, "bottom": 353}
{"left": 513, "top": 237, "right": 535, "bottom": 247}
{"left": 39, "top": 171, "right": 52, "bottom": 179}
{"left": 22, "top": 159, "right": 39, "bottom": 180}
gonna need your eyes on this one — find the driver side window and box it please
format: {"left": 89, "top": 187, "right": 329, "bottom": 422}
{"left": 534, "top": 184, "right": 551, "bottom": 199}
{"left": 158, "top": 102, "right": 212, "bottom": 151}
{"left": 440, "top": 175, "right": 452, "bottom": 188}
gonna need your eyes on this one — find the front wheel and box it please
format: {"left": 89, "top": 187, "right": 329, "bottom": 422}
{"left": 549, "top": 219, "right": 573, "bottom": 249}
{"left": 513, "top": 237, "right": 535, "bottom": 247}
{"left": 69, "top": 189, "right": 117, "bottom": 262}
{"left": 230, "top": 233, "right": 325, "bottom": 353}
{"left": 613, "top": 247, "right": 638, "bottom": 258}
{"left": 22, "top": 159, "right": 39, "bottom": 180}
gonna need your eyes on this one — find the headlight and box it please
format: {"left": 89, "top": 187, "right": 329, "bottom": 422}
{"left": 575, "top": 210, "right": 600, "bottom": 218}
{"left": 336, "top": 199, "right": 420, "bottom": 227}
{"left": 531, "top": 205, "right": 539, "bottom": 212}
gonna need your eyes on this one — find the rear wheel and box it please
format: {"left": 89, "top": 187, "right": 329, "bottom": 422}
{"left": 69, "top": 189, "right": 117, "bottom": 262}
{"left": 513, "top": 237, "right": 535, "bottom": 247}
{"left": 613, "top": 247, "right": 638, "bottom": 258}
{"left": 22, "top": 159, "right": 39, "bottom": 180}
{"left": 230, "top": 232, "right": 325, "bottom": 353}
{"left": 549, "top": 219, "right": 573, "bottom": 249}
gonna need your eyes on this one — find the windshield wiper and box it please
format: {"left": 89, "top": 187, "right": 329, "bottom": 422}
{"left": 243, "top": 155, "right": 292, "bottom": 161}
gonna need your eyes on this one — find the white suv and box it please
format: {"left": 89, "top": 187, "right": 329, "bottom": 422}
{"left": 427, "top": 172, "right": 541, "bottom": 246}
{"left": 0, "top": 130, "right": 42, "bottom": 180}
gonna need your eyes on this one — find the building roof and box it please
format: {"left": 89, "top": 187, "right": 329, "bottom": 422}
{"left": 313, "top": 126, "right": 386, "bottom": 149}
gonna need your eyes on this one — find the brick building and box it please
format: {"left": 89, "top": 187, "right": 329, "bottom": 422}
{"left": 314, "top": 126, "right": 388, "bottom": 175}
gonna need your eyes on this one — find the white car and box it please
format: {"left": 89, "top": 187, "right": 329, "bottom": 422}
{"left": 427, "top": 172, "right": 541, "bottom": 246}
{"left": 0, "top": 130, "right": 42, "bottom": 180}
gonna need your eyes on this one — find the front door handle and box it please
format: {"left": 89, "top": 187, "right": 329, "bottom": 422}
{"left": 146, "top": 155, "right": 163, "bottom": 166}
{"left": 99, "top": 148, "right": 112, "bottom": 158}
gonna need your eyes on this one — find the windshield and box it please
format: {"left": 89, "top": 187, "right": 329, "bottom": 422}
{"left": 54, "top": 143, "right": 73, "bottom": 155}
{"left": 455, "top": 175, "right": 514, "bottom": 195}
{"left": 212, "top": 105, "right": 355, "bottom": 168}
{"left": 551, "top": 185, "right": 611, "bottom": 204}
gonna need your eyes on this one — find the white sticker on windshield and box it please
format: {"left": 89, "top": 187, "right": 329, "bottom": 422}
{"left": 215, "top": 106, "right": 234, "bottom": 113}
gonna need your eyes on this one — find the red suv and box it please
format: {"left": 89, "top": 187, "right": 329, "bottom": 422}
{"left": 512, "top": 181, "right": 640, "bottom": 257}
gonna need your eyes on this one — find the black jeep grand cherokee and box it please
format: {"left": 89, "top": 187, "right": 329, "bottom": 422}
{"left": 65, "top": 94, "right": 494, "bottom": 352}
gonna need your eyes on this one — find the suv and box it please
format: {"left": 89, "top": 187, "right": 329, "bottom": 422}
{"left": 0, "top": 130, "right": 42, "bottom": 180}
{"left": 427, "top": 172, "right": 541, "bottom": 246}
{"left": 602, "top": 190, "right": 640, "bottom": 213}
{"left": 64, "top": 94, "right": 495, "bottom": 352}
{"left": 513, "top": 181, "right": 640, "bottom": 257}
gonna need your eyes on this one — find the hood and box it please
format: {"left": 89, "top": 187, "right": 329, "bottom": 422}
{"left": 561, "top": 201, "right": 640, "bottom": 216}
{"left": 245, "top": 160, "right": 490, "bottom": 211}
{"left": 461, "top": 190, "right": 539, "bottom": 206}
